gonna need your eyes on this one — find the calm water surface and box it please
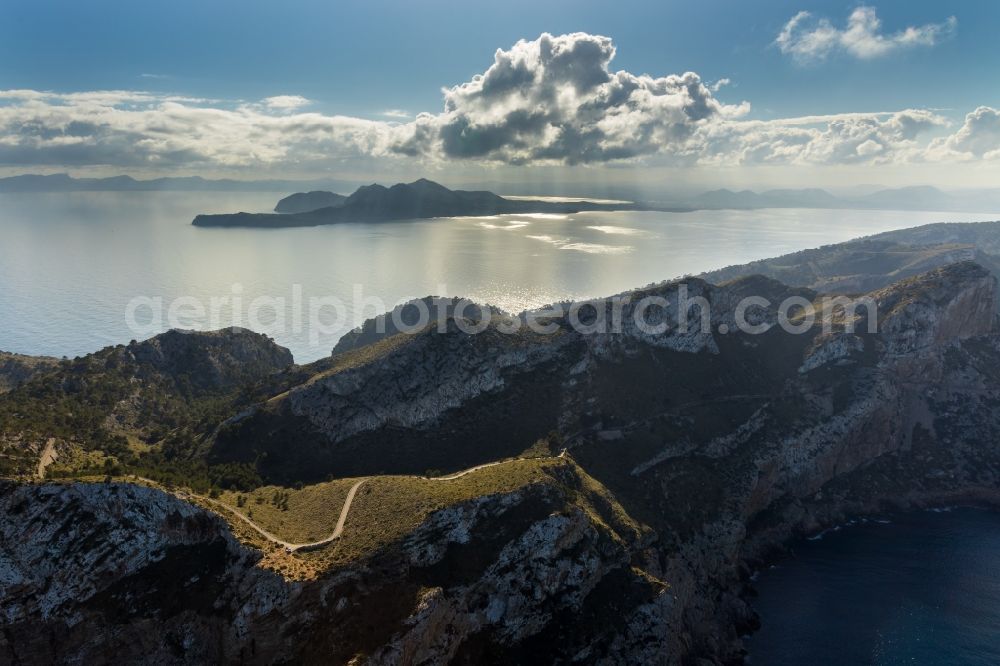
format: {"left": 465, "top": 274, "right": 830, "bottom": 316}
{"left": 1, "top": 191, "right": 997, "bottom": 362}
{"left": 747, "top": 508, "right": 1000, "bottom": 665}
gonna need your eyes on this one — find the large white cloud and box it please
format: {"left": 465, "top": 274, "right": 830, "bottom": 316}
{"left": 0, "top": 32, "right": 994, "bottom": 174}
{"left": 391, "top": 33, "right": 749, "bottom": 164}
{"left": 776, "top": 6, "right": 956, "bottom": 62}
{"left": 927, "top": 106, "right": 1000, "bottom": 160}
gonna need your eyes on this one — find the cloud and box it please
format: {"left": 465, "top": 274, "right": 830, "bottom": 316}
{"left": 709, "top": 78, "right": 731, "bottom": 93}
{"left": 380, "top": 109, "right": 410, "bottom": 119}
{"left": 390, "top": 32, "right": 750, "bottom": 164}
{"left": 776, "top": 6, "right": 956, "bottom": 62}
{"left": 262, "top": 95, "right": 310, "bottom": 111}
{"left": 694, "top": 109, "right": 949, "bottom": 166}
{"left": 385, "top": 32, "right": 950, "bottom": 168}
{"left": 927, "top": 106, "right": 1000, "bottom": 160}
{"left": 0, "top": 32, "right": 994, "bottom": 174}
{"left": 0, "top": 91, "right": 393, "bottom": 171}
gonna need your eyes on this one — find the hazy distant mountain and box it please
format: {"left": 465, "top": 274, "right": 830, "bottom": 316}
{"left": 6, "top": 173, "right": 999, "bottom": 215}
{"left": 691, "top": 188, "right": 843, "bottom": 209}
{"left": 687, "top": 185, "right": 1000, "bottom": 212}
{"left": 850, "top": 185, "right": 957, "bottom": 210}
{"left": 274, "top": 191, "right": 348, "bottom": 213}
{"left": 193, "top": 178, "right": 646, "bottom": 227}
{"left": 0, "top": 173, "right": 352, "bottom": 193}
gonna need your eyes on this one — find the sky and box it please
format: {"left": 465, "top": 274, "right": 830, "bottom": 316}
{"left": 2, "top": 0, "right": 999, "bottom": 192}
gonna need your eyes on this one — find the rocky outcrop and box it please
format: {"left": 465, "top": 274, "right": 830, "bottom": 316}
{"left": 0, "top": 481, "right": 291, "bottom": 664}
{"left": 0, "top": 352, "right": 58, "bottom": 394}
{"left": 873, "top": 262, "right": 997, "bottom": 354}
{"left": 662, "top": 261, "right": 1000, "bottom": 661}
{"left": 365, "top": 482, "right": 654, "bottom": 665}
{"left": 331, "top": 297, "right": 498, "bottom": 357}
{"left": 293, "top": 322, "right": 570, "bottom": 443}
{"left": 127, "top": 328, "right": 294, "bottom": 390}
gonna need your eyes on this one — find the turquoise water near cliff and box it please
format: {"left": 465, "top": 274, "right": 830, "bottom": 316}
{"left": 1, "top": 191, "right": 998, "bottom": 362}
{"left": 747, "top": 508, "right": 1000, "bottom": 665}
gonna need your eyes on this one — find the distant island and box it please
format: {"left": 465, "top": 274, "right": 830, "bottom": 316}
{"left": 192, "top": 178, "right": 650, "bottom": 228}
{"left": 274, "top": 190, "right": 348, "bottom": 213}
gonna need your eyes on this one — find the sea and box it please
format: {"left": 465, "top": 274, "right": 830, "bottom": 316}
{"left": 0, "top": 190, "right": 997, "bottom": 363}
{"left": 746, "top": 508, "right": 1000, "bottom": 665}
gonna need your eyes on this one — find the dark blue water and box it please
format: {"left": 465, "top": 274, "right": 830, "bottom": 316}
{"left": 747, "top": 508, "right": 1000, "bottom": 665}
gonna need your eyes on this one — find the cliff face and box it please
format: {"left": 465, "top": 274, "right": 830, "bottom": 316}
{"left": 4, "top": 262, "right": 1000, "bottom": 664}
{"left": 125, "top": 328, "right": 294, "bottom": 391}
{"left": 662, "top": 262, "right": 1000, "bottom": 661}
{"left": 873, "top": 262, "right": 997, "bottom": 353}
{"left": 0, "top": 481, "right": 284, "bottom": 664}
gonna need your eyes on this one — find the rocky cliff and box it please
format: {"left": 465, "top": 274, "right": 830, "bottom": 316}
{"left": 125, "top": 328, "right": 294, "bottom": 391}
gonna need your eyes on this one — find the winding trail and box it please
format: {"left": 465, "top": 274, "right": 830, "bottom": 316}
{"left": 132, "top": 452, "right": 568, "bottom": 554}
{"left": 427, "top": 459, "right": 509, "bottom": 481}
{"left": 195, "top": 479, "right": 367, "bottom": 553}
{"left": 285, "top": 479, "right": 366, "bottom": 552}
{"left": 36, "top": 438, "right": 57, "bottom": 480}
{"left": 287, "top": 457, "right": 555, "bottom": 552}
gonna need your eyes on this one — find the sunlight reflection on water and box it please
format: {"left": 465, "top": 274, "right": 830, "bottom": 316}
{"left": 1, "top": 191, "right": 997, "bottom": 362}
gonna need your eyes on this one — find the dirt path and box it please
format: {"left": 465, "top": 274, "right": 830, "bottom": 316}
{"left": 184, "top": 480, "right": 367, "bottom": 552}
{"left": 289, "top": 479, "right": 367, "bottom": 552}
{"left": 128, "top": 477, "right": 313, "bottom": 551}
{"left": 426, "top": 459, "right": 508, "bottom": 481}
{"left": 36, "top": 438, "right": 57, "bottom": 479}
{"left": 199, "top": 495, "right": 302, "bottom": 550}
{"left": 287, "top": 458, "right": 553, "bottom": 552}
{"left": 131, "top": 452, "right": 569, "bottom": 553}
